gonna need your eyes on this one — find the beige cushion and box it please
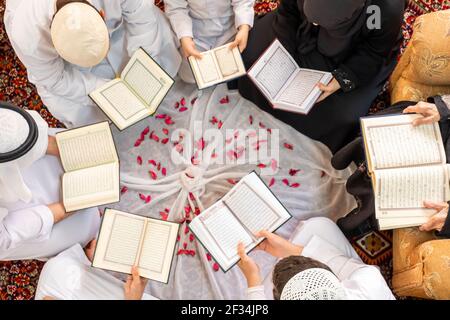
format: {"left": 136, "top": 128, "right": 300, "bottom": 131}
{"left": 390, "top": 10, "right": 450, "bottom": 103}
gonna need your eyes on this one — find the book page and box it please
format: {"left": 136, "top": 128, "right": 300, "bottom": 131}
{"left": 138, "top": 222, "right": 172, "bottom": 273}
{"left": 104, "top": 214, "right": 145, "bottom": 266}
{"left": 362, "top": 115, "right": 445, "bottom": 170}
{"left": 63, "top": 162, "right": 119, "bottom": 211}
{"left": 57, "top": 122, "right": 117, "bottom": 172}
{"left": 214, "top": 46, "right": 239, "bottom": 77}
{"left": 92, "top": 210, "right": 147, "bottom": 275}
{"left": 251, "top": 42, "right": 297, "bottom": 100}
{"left": 192, "top": 51, "right": 220, "bottom": 85}
{"left": 224, "top": 182, "right": 280, "bottom": 235}
{"left": 376, "top": 165, "right": 448, "bottom": 210}
{"left": 200, "top": 202, "right": 253, "bottom": 260}
{"left": 378, "top": 216, "right": 429, "bottom": 230}
{"left": 123, "top": 60, "right": 163, "bottom": 106}
{"left": 277, "top": 69, "right": 328, "bottom": 108}
{"left": 97, "top": 81, "right": 148, "bottom": 121}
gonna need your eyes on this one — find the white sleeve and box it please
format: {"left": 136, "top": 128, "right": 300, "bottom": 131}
{"left": 231, "top": 0, "right": 255, "bottom": 29}
{"left": 164, "top": 0, "right": 193, "bottom": 40}
{"left": 0, "top": 205, "right": 54, "bottom": 251}
{"left": 302, "top": 235, "right": 394, "bottom": 300}
{"left": 247, "top": 285, "right": 267, "bottom": 300}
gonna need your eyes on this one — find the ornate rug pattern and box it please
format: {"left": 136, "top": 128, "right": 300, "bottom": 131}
{"left": 1, "top": 0, "right": 449, "bottom": 300}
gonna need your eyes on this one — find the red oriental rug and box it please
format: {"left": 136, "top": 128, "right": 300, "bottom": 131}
{"left": 0, "top": 0, "right": 449, "bottom": 300}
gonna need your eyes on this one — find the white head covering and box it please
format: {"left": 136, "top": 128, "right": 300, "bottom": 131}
{"left": 280, "top": 268, "right": 347, "bottom": 300}
{"left": 51, "top": 2, "right": 109, "bottom": 68}
{"left": 0, "top": 108, "right": 49, "bottom": 204}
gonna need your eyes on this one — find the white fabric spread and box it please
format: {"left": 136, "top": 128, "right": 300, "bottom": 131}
{"left": 0, "top": 111, "right": 48, "bottom": 204}
{"left": 108, "top": 81, "right": 356, "bottom": 299}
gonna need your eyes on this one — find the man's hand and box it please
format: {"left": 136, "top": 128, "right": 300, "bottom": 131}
{"left": 419, "top": 201, "right": 449, "bottom": 233}
{"left": 124, "top": 266, "right": 148, "bottom": 300}
{"left": 403, "top": 102, "right": 440, "bottom": 126}
{"left": 316, "top": 78, "right": 341, "bottom": 103}
{"left": 46, "top": 136, "right": 60, "bottom": 157}
{"left": 47, "top": 202, "right": 68, "bottom": 223}
{"left": 255, "top": 230, "right": 303, "bottom": 259}
{"left": 237, "top": 242, "right": 261, "bottom": 287}
{"left": 180, "top": 37, "right": 202, "bottom": 59}
{"left": 84, "top": 239, "right": 97, "bottom": 262}
{"left": 229, "top": 25, "right": 250, "bottom": 53}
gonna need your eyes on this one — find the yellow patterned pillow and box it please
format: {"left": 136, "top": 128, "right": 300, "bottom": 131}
{"left": 391, "top": 10, "right": 450, "bottom": 103}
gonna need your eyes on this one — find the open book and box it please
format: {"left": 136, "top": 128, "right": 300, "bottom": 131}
{"left": 189, "top": 172, "right": 292, "bottom": 272}
{"left": 189, "top": 43, "right": 246, "bottom": 90}
{"left": 361, "top": 114, "right": 450, "bottom": 230}
{"left": 248, "top": 39, "right": 332, "bottom": 114}
{"left": 90, "top": 48, "right": 174, "bottom": 130}
{"left": 92, "top": 209, "right": 179, "bottom": 283}
{"left": 56, "top": 122, "right": 120, "bottom": 212}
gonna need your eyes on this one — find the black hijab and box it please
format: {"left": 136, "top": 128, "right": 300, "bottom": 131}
{"left": 297, "top": 0, "right": 371, "bottom": 57}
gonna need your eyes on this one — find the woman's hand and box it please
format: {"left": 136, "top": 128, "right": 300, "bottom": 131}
{"left": 255, "top": 230, "right": 303, "bottom": 259}
{"left": 419, "top": 201, "right": 449, "bottom": 233}
{"left": 180, "top": 37, "right": 202, "bottom": 59}
{"left": 230, "top": 25, "right": 250, "bottom": 53}
{"left": 237, "top": 242, "right": 261, "bottom": 287}
{"left": 84, "top": 238, "right": 97, "bottom": 262}
{"left": 317, "top": 78, "right": 341, "bottom": 103}
{"left": 403, "top": 102, "right": 440, "bottom": 126}
{"left": 124, "top": 266, "right": 148, "bottom": 300}
{"left": 46, "top": 136, "right": 60, "bottom": 158}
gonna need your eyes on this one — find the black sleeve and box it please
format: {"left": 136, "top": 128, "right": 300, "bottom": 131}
{"left": 333, "top": 0, "right": 405, "bottom": 92}
{"left": 437, "top": 206, "right": 450, "bottom": 239}
{"left": 273, "top": 0, "right": 301, "bottom": 55}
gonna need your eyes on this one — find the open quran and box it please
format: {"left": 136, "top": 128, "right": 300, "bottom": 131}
{"left": 189, "top": 172, "right": 292, "bottom": 272}
{"left": 247, "top": 39, "right": 332, "bottom": 115}
{"left": 92, "top": 209, "right": 179, "bottom": 283}
{"left": 90, "top": 48, "right": 174, "bottom": 130}
{"left": 56, "top": 122, "right": 120, "bottom": 212}
{"left": 361, "top": 114, "right": 450, "bottom": 230}
{"left": 188, "top": 43, "right": 246, "bottom": 90}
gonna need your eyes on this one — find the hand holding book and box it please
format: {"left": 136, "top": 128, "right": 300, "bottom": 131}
{"left": 316, "top": 78, "right": 341, "bottom": 103}
{"left": 419, "top": 201, "right": 449, "bottom": 233}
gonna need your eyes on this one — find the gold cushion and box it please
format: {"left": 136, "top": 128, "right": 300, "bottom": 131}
{"left": 390, "top": 10, "right": 450, "bottom": 103}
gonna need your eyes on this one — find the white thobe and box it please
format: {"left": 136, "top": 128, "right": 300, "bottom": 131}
{"left": 165, "top": 0, "right": 255, "bottom": 83}
{"left": 0, "top": 130, "right": 100, "bottom": 261}
{"left": 247, "top": 217, "right": 395, "bottom": 300}
{"left": 35, "top": 244, "right": 158, "bottom": 300}
{"left": 4, "top": 0, "right": 181, "bottom": 128}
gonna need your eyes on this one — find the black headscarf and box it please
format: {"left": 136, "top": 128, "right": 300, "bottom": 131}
{"left": 297, "top": 0, "right": 371, "bottom": 57}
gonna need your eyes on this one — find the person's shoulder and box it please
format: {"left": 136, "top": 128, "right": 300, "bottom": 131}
{"left": 6, "top": 0, "right": 52, "bottom": 55}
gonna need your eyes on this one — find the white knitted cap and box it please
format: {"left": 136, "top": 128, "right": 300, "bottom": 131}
{"left": 0, "top": 108, "right": 30, "bottom": 153}
{"left": 51, "top": 2, "right": 109, "bottom": 68}
{"left": 280, "top": 268, "right": 347, "bottom": 300}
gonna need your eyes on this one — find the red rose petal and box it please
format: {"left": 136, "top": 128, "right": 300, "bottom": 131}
{"left": 139, "top": 193, "right": 146, "bottom": 201}
{"left": 165, "top": 117, "right": 174, "bottom": 125}
{"left": 162, "top": 167, "right": 167, "bottom": 176}
{"left": 269, "top": 178, "right": 275, "bottom": 187}
{"left": 184, "top": 226, "right": 189, "bottom": 234}
{"left": 157, "top": 162, "right": 161, "bottom": 171}
{"left": 259, "top": 122, "right": 266, "bottom": 129}
{"left": 162, "top": 128, "right": 169, "bottom": 135}
{"left": 134, "top": 139, "right": 143, "bottom": 147}
{"left": 257, "top": 163, "right": 267, "bottom": 169}
{"left": 120, "top": 186, "right": 128, "bottom": 194}
{"left": 213, "top": 263, "right": 220, "bottom": 272}
{"left": 227, "top": 178, "right": 237, "bottom": 185}
{"left": 161, "top": 138, "right": 169, "bottom": 144}
{"left": 218, "top": 121, "right": 223, "bottom": 129}
{"left": 180, "top": 97, "right": 186, "bottom": 107}
{"left": 155, "top": 114, "right": 167, "bottom": 119}
{"left": 219, "top": 96, "right": 229, "bottom": 104}
{"left": 174, "top": 101, "right": 180, "bottom": 109}
{"left": 249, "top": 115, "right": 253, "bottom": 125}
{"left": 206, "top": 253, "right": 212, "bottom": 261}
{"left": 290, "top": 183, "right": 300, "bottom": 188}
{"left": 191, "top": 97, "right": 197, "bottom": 105}
{"left": 289, "top": 169, "right": 301, "bottom": 176}
{"left": 284, "top": 143, "right": 294, "bottom": 150}
{"left": 137, "top": 156, "right": 143, "bottom": 165}
{"left": 189, "top": 233, "right": 195, "bottom": 242}
{"left": 183, "top": 242, "right": 187, "bottom": 249}
{"left": 148, "top": 159, "right": 157, "bottom": 166}
{"left": 142, "top": 126, "right": 150, "bottom": 135}
{"left": 176, "top": 235, "right": 180, "bottom": 241}
{"left": 145, "top": 195, "right": 151, "bottom": 203}
{"left": 160, "top": 211, "right": 168, "bottom": 221}
{"left": 179, "top": 107, "right": 188, "bottom": 112}
{"left": 149, "top": 170, "right": 157, "bottom": 180}
{"left": 267, "top": 128, "right": 272, "bottom": 134}
{"left": 282, "top": 179, "right": 290, "bottom": 186}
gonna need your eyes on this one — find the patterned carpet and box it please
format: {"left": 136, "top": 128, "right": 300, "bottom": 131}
{"left": 0, "top": 0, "right": 449, "bottom": 300}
